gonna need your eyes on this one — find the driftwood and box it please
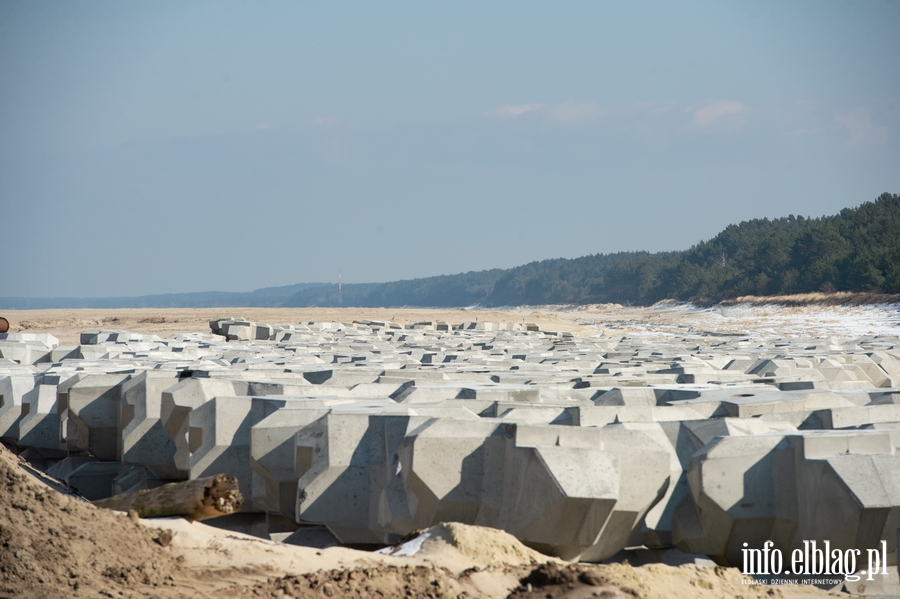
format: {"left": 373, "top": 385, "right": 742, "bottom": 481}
{"left": 93, "top": 473, "right": 243, "bottom": 521}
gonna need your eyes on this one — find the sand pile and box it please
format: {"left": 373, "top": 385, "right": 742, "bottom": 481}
{"left": 0, "top": 445, "right": 184, "bottom": 599}
{"left": 593, "top": 563, "right": 844, "bottom": 599}
{"left": 380, "top": 522, "right": 554, "bottom": 571}
{"left": 440, "top": 523, "right": 552, "bottom": 569}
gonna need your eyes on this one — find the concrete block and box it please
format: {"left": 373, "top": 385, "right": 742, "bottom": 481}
{"left": 673, "top": 430, "right": 900, "bottom": 568}
{"left": 814, "top": 405, "right": 900, "bottom": 429}
{"left": 63, "top": 373, "right": 131, "bottom": 460}
{"left": 0, "top": 340, "right": 51, "bottom": 365}
{"left": 395, "top": 419, "right": 669, "bottom": 561}
{"left": 223, "top": 322, "right": 253, "bottom": 341}
{"left": 18, "top": 383, "right": 66, "bottom": 457}
{"left": 161, "top": 378, "right": 251, "bottom": 475}
{"left": 593, "top": 387, "right": 658, "bottom": 407}
{"left": 0, "top": 375, "right": 36, "bottom": 440}
{"left": 672, "top": 433, "right": 790, "bottom": 565}
{"left": 45, "top": 455, "right": 98, "bottom": 482}
{"left": 160, "top": 380, "right": 312, "bottom": 478}
{"left": 48, "top": 346, "right": 81, "bottom": 362}
{"left": 111, "top": 465, "right": 161, "bottom": 496}
{"left": 185, "top": 396, "right": 302, "bottom": 508}
{"left": 119, "top": 371, "right": 181, "bottom": 478}
{"left": 66, "top": 461, "right": 131, "bottom": 500}
{"left": 295, "top": 412, "right": 426, "bottom": 544}
{"left": 281, "top": 526, "right": 340, "bottom": 548}
{"left": 250, "top": 407, "right": 331, "bottom": 519}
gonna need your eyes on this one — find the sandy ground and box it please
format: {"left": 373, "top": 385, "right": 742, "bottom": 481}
{"left": 2, "top": 307, "right": 594, "bottom": 345}
{"left": 3, "top": 301, "right": 899, "bottom": 344}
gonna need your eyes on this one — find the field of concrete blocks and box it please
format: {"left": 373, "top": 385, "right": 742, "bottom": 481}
{"left": 2, "top": 315, "right": 900, "bottom": 571}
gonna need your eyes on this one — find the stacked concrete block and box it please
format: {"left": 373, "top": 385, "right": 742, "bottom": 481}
{"left": 1, "top": 317, "right": 898, "bottom": 564}
{"left": 0, "top": 341, "right": 46, "bottom": 365}
{"left": 392, "top": 419, "right": 670, "bottom": 560}
{"left": 62, "top": 373, "right": 131, "bottom": 460}
{"left": 250, "top": 406, "right": 333, "bottom": 519}
{"left": 46, "top": 455, "right": 98, "bottom": 482}
{"left": 290, "top": 404, "right": 484, "bottom": 537}
{"left": 812, "top": 404, "right": 900, "bottom": 429}
{"left": 18, "top": 383, "right": 67, "bottom": 457}
{"left": 209, "top": 317, "right": 245, "bottom": 336}
{"left": 66, "top": 461, "right": 132, "bottom": 500}
{"left": 673, "top": 430, "right": 900, "bottom": 568}
{"left": 80, "top": 329, "right": 161, "bottom": 345}
{"left": 119, "top": 371, "right": 182, "bottom": 478}
{"left": 572, "top": 424, "right": 672, "bottom": 561}
{"left": 593, "top": 387, "right": 658, "bottom": 407}
{"left": 185, "top": 395, "right": 317, "bottom": 506}
{"left": 161, "top": 377, "right": 252, "bottom": 475}
{"left": 0, "top": 375, "right": 36, "bottom": 440}
{"left": 111, "top": 465, "right": 160, "bottom": 495}
{"left": 295, "top": 412, "right": 426, "bottom": 544}
{"left": 622, "top": 418, "right": 798, "bottom": 550}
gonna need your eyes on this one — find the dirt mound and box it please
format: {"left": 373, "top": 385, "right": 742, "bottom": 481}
{"left": 508, "top": 563, "right": 638, "bottom": 599}
{"left": 0, "top": 444, "right": 184, "bottom": 599}
{"left": 246, "top": 565, "right": 464, "bottom": 598}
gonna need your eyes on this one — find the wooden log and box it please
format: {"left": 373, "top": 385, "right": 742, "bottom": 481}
{"left": 93, "top": 473, "right": 243, "bottom": 521}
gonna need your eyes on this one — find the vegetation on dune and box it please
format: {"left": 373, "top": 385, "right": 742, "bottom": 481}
{"left": 596, "top": 192, "right": 900, "bottom": 304}
{"left": 287, "top": 193, "right": 900, "bottom": 307}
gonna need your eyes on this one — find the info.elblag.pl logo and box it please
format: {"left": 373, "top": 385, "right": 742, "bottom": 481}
{"left": 741, "top": 540, "right": 890, "bottom": 583}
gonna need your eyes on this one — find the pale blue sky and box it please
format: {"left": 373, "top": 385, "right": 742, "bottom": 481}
{"left": 2, "top": 1, "right": 898, "bottom": 297}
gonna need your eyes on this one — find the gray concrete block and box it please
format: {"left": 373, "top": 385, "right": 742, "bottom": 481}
{"left": 0, "top": 375, "right": 36, "bottom": 440}
{"left": 250, "top": 406, "right": 331, "bottom": 519}
{"left": 46, "top": 455, "right": 98, "bottom": 482}
{"left": 281, "top": 525, "right": 340, "bottom": 548}
{"left": 66, "top": 461, "right": 131, "bottom": 500}
{"left": 111, "top": 465, "right": 161, "bottom": 496}
{"left": 295, "top": 412, "right": 427, "bottom": 544}
{"left": 63, "top": 373, "right": 131, "bottom": 460}
{"left": 673, "top": 430, "right": 900, "bottom": 568}
{"left": 18, "top": 383, "right": 66, "bottom": 457}
{"left": 119, "top": 371, "right": 181, "bottom": 478}
{"left": 186, "top": 396, "right": 305, "bottom": 509}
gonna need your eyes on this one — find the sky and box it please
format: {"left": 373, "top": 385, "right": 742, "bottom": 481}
{"left": 1, "top": 1, "right": 899, "bottom": 298}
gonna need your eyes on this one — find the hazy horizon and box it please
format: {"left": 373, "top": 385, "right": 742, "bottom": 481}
{"left": 3, "top": 1, "right": 899, "bottom": 298}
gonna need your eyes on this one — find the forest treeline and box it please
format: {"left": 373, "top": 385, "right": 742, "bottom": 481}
{"left": 287, "top": 193, "right": 900, "bottom": 307}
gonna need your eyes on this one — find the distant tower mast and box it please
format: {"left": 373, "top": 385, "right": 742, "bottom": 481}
{"left": 338, "top": 269, "right": 342, "bottom": 305}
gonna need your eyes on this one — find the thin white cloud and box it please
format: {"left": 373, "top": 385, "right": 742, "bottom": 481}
{"left": 547, "top": 101, "right": 604, "bottom": 125}
{"left": 693, "top": 100, "right": 747, "bottom": 126}
{"left": 835, "top": 107, "right": 888, "bottom": 145}
{"left": 487, "top": 104, "right": 544, "bottom": 118}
